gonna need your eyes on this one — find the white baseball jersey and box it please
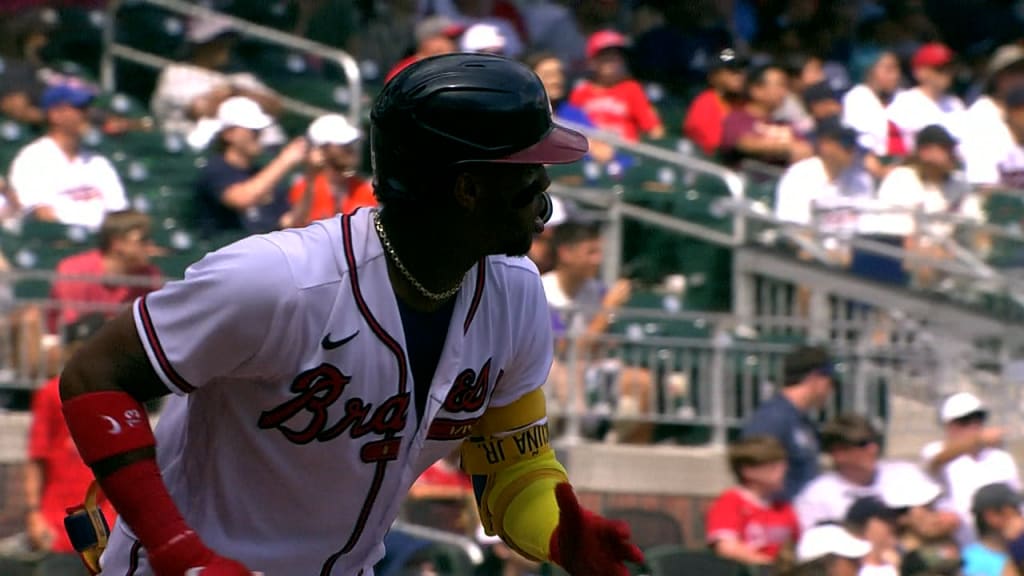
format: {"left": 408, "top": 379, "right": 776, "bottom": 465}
{"left": 886, "top": 87, "right": 965, "bottom": 153}
{"left": 8, "top": 136, "right": 127, "bottom": 230}
{"left": 99, "top": 209, "right": 553, "bottom": 575}
{"left": 960, "top": 97, "right": 1024, "bottom": 188}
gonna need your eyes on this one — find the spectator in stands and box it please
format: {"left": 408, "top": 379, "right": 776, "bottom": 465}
{"left": 841, "top": 49, "right": 905, "bottom": 170}
{"left": 774, "top": 119, "right": 875, "bottom": 260}
{"left": 706, "top": 436, "right": 800, "bottom": 566}
{"left": 283, "top": 114, "right": 375, "bottom": 228}
{"left": 795, "top": 414, "right": 958, "bottom": 536}
{"left": 683, "top": 48, "right": 748, "bottom": 156}
{"left": 385, "top": 16, "right": 464, "bottom": 82}
{"left": 922, "top": 392, "right": 1021, "bottom": 545}
{"left": 962, "top": 45, "right": 1024, "bottom": 189}
{"left": 887, "top": 43, "right": 965, "bottom": 154}
{"left": 526, "top": 52, "right": 620, "bottom": 176}
{"left": 875, "top": 124, "right": 985, "bottom": 288}
{"left": 0, "top": 8, "right": 53, "bottom": 126}
{"left": 845, "top": 497, "right": 901, "bottom": 576}
{"left": 742, "top": 345, "right": 834, "bottom": 500}
{"left": 802, "top": 82, "right": 843, "bottom": 128}
{"left": 776, "top": 53, "right": 826, "bottom": 137}
{"left": 8, "top": 82, "right": 128, "bottom": 230}
{"left": 542, "top": 219, "right": 652, "bottom": 443}
{"left": 459, "top": 22, "right": 508, "bottom": 55}
{"left": 786, "top": 523, "right": 870, "bottom": 576}
{"left": 965, "top": 85, "right": 1024, "bottom": 191}
{"left": 25, "top": 313, "right": 115, "bottom": 575}
{"left": 150, "top": 16, "right": 285, "bottom": 150}
{"left": 963, "top": 483, "right": 1024, "bottom": 576}
{"left": 418, "top": 0, "right": 528, "bottom": 58}
{"left": 720, "top": 63, "right": 813, "bottom": 168}
{"left": 516, "top": 0, "right": 587, "bottom": 72}
{"left": 568, "top": 30, "right": 665, "bottom": 143}
{"left": 50, "top": 210, "right": 162, "bottom": 331}
{"left": 884, "top": 476, "right": 969, "bottom": 576}
{"left": 194, "top": 97, "right": 309, "bottom": 237}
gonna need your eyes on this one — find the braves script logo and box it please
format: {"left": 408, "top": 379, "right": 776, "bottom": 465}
{"left": 427, "top": 358, "right": 503, "bottom": 441}
{"left": 258, "top": 363, "right": 409, "bottom": 462}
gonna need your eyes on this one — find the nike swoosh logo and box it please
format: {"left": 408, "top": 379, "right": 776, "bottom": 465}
{"left": 321, "top": 330, "right": 359, "bottom": 350}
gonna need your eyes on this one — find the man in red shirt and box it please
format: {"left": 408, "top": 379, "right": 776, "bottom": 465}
{"left": 569, "top": 30, "right": 664, "bottom": 142}
{"left": 684, "top": 48, "right": 748, "bottom": 156}
{"left": 706, "top": 435, "right": 801, "bottom": 566}
{"left": 26, "top": 313, "right": 116, "bottom": 575}
{"left": 49, "top": 209, "right": 162, "bottom": 332}
{"left": 385, "top": 16, "right": 464, "bottom": 83}
{"left": 283, "top": 114, "right": 376, "bottom": 227}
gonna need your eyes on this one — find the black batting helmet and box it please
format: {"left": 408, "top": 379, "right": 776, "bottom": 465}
{"left": 370, "top": 53, "right": 588, "bottom": 203}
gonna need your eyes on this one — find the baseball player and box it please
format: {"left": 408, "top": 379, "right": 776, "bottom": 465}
{"left": 59, "top": 53, "right": 643, "bottom": 576}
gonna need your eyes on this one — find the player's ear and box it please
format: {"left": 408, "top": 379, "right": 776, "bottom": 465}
{"left": 452, "top": 171, "right": 480, "bottom": 212}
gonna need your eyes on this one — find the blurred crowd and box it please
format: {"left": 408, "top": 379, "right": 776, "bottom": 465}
{"left": 703, "top": 345, "right": 1024, "bottom": 576}
{"left": 2, "top": 1, "right": 1024, "bottom": 575}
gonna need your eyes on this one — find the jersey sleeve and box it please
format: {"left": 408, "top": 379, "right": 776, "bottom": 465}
{"left": 774, "top": 163, "right": 812, "bottom": 224}
{"left": 132, "top": 236, "right": 297, "bottom": 394}
{"left": 488, "top": 267, "right": 554, "bottom": 412}
{"left": 706, "top": 490, "right": 745, "bottom": 543}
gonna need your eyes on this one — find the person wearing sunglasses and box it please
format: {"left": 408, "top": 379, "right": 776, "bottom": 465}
{"left": 794, "top": 414, "right": 957, "bottom": 537}
{"left": 922, "top": 392, "right": 1021, "bottom": 545}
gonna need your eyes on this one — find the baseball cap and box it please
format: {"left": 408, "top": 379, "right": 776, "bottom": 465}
{"left": 459, "top": 23, "right": 506, "bottom": 54}
{"left": 803, "top": 82, "right": 839, "bottom": 106}
{"left": 987, "top": 44, "right": 1024, "bottom": 78}
{"left": 912, "top": 42, "right": 954, "bottom": 69}
{"left": 939, "top": 391, "right": 986, "bottom": 423}
{"left": 846, "top": 496, "right": 900, "bottom": 528}
{"left": 414, "top": 16, "right": 465, "bottom": 45}
{"left": 62, "top": 313, "right": 107, "bottom": 345}
{"left": 915, "top": 124, "right": 957, "bottom": 151}
{"left": 783, "top": 345, "right": 835, "bottom": 384}
{"left": 815, "top": 118, "right": 859, "bottom": 150}
{"left": 710, "top": 48, "right": 748, "bottom": 71}
{"left": 972, "top": 483, "right": 1023, "bottom": 513}
{"left": 187, "top": 16, "right": 237, "bottom": 45}
{"left": 41, "top": 83, "right": 96, "bottom": 110}
{"left": 796, "top": 524, "right": 872, "bottom": 563}
{"left": 883, "top": 476, "right": 943, "bottom": 509}
{"left": 216, "top": 96, "right": 273, "bottom": 131}
{"left": 586, "top": 30, "right": 628, "bottom": 59}
{"left": 307, "top": 114, "right": 360, "bottom": 147}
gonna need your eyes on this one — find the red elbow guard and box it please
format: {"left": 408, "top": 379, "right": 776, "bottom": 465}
{"left": 63, "top": 390, "right": 212, "bottom": 574}
{"left": 62, "top": 391, "right": 156, "bottom": 465}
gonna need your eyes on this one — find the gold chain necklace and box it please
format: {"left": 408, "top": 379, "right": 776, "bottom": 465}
{"left": 373, "top": 209, "right": 462, "bottom": 302}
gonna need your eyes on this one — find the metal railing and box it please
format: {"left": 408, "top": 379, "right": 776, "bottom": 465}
{"left": 101, "top": 0, "right": 362, "bottom": 125}
{"left": 544, "top": 303, "right": 1012, "bottom": 447}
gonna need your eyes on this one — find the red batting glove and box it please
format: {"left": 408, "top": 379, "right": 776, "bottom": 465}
{"left": 549, "top": 483, "right": 644, "bottom": 576}
{"left": 148, "top": 530, "right": 253, "bottom": 576}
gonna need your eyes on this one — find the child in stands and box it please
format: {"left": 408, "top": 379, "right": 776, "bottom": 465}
{"left": 706, "top": 435, "right": 801, "bottom": 567}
